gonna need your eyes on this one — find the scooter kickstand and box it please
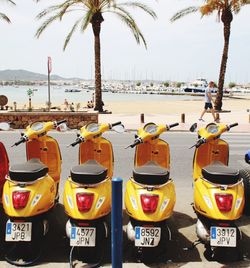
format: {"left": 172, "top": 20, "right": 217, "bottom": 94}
{"left": 183, "top": 239, "right": 202, "bottom": 251}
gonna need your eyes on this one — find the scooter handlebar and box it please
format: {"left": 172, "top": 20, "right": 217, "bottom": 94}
{"left": 69, "top": 137, "right": 83, "bottom": 147}
{"left": 189, "top": 138, "right": 206, "bottom": 149}
{"left": 55, "top": 119, "right": 67, "bottom": 126}
{"left": 228, "top": 123, "right": 238, "bottom": 129}
{"left": 126, "top": 138, "right": 142, "bottom": 149}
{"left": 110, "top": 121, "right": 122, "bottom": 128}
{"left": 168, "top": 123, "right": 179, "bottom": 129}
{"left": 12, "top": 137, "right": 26, "bottom": 147}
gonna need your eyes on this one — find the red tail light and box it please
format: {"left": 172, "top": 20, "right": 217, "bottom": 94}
{"left": 215, "top": 193, "right": 233, "bottom": 212}
{"left": 12, "top": 191, "right": 30, "bottom": 209}
{"left": 76, "top": 193, "right": 94, "bottom": 212}
{"left": 140, "top": 194, "right": 159, "bottom": 213}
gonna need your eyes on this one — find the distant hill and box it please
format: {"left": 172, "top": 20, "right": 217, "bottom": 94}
{"left": 0, "top": 69, "right": 80, "bottom": 81}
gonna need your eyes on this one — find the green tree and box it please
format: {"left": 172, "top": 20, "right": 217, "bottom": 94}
{"left": 176, "top": 82, "right": 182, "bottom": 88}
{"left": 171, "top": 0, "right": 250, "bottom": 111}
{"left": 228, "top": 82, "right": 236, "bottom": 88}
{"left": 163, "top": 81, "right": 169, "bottom": 87}
{"left": 36, "top": 0, "right": 156, "bottom": 112}
{"left": 0, "top": 0, "right": 15, "bottom": 23}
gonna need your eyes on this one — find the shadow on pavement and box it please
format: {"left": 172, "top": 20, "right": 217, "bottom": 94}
{"left": 123, "top": 210, "right": 202, "bottom": 265}
{"left": 1, "top": 205, "right": 250, "bottom": 267}
{"left": 42, "top": 203, "right": 70, "bottom": 264}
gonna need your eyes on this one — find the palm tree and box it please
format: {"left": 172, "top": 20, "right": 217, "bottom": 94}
{"left": 35, "top": 0, "right": 156, "bottom": 112}
{"left": 0, "top": 0, "right": 15, "bottom": 23}
{"left": 171, "top": 0, "right": 250, "bottom": 111}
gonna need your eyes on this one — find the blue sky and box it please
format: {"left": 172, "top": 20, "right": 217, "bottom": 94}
{"left": 1, "top": 0, "right": 250, "bottom": 83}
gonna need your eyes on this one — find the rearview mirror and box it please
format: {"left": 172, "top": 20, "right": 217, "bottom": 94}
{"left": 112, "top": 124, "right": 125, "bottom": 133}
{"left": 0, "top": 122, "right": 10, "bottom": 131}
{"left": 56, "top": 123, "right": 68, "bottom": 132}
{"left": 189, "top": 123, "right": 197, "bottom": 132}
{"left": 245, "top": 150, "right": 250, "bottom": 164}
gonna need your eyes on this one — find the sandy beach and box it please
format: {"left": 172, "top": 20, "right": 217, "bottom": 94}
{"left": 98, "top": 97, "right": 250, "bottom": 131}
{"left": 104, "top": 98, "right": 250, "bottom": 114}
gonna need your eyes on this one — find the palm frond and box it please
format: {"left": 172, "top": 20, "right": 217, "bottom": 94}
{"left": 35, "top": 13, "right": 62, "bottom": 38}
{"left": 5, "top": 0, "right": 15, "bottom": 5}
{"left": 80, "top": 9, "right": 93, "bottom": 32}
{"left": 36, "top": 5, "right": 64, "bottom": 19}
{"left": 170, "top": 6, "right": 199, "bottom": 22}
{"left": 1, "top": 0, "right": 16, "bottom": 5}
{"left": 0, "top": 12, "right": 11, "bottom": 23}
{"left": 63, "top": 17, "right": 82, "bottom": 50}
{"left": 118, "top": 2, "right": 157, "bottom": 19}
{"left": 110, "top": 9, "right": 147, "bottom": 48}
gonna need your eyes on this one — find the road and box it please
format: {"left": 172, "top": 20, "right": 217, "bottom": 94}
{"left": 0, "top": 131, "right": 249, "bottom": 267}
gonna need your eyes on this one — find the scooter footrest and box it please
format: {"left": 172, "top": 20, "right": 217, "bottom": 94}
{"left": 71, "top": 160, "right": 107, "bottom": 184}
{"left": 9, "top": 158, "right": 48, "bottom": 182}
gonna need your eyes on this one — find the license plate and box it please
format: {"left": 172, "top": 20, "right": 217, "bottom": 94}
{"left": 135, "top": 226, "right": 161, "bottom": 247}
{"left": 70, "top": 227, "right": 96, "bottom": 247}
{"left": 5, "top": 220, "right": 32, "bottom": 242}
{"left": 210, "top": 226, "right": 237, "bottom": 247}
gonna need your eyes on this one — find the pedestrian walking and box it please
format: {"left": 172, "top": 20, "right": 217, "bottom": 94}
{"left": 199, "top": 81, "right": 217, "bottom": 122}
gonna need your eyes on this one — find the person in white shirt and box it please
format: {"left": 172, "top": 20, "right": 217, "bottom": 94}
{"left": 199, "top": 81, "right": 216, "bottom": 122}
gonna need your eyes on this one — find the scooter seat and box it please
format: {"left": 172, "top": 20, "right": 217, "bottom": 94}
{"left": 71, "top": 160, "right": 108, "bottom": 184}
{"left": 133, "top": 161, "right": 169, "bottom": 185}
{"left": 202, "top": 161, "right": 240, "bottom": 184}
{"left": 9, "top": 158, "right": 48, "bottom": 182}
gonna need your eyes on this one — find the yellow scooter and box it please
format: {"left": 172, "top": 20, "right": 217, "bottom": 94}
{"left": 3, "top": 120, "right": 66, "bottom": 265}
{"left": 0, "top": 122, "right": 10, "bottom": 199}
{"left": 190, "top": 122, "right": 244, "bottom": 260}
{"left": 0, "top": 142, "right": 9, "bottom": 200}
{"left": 125, "top": 122, "right": 179, "bottom": 262}
{"left": 0, "top": 123, "right": 10, "bottom": 252}
{"left": 63, "top": 121, "right": 124, "bottom": 265}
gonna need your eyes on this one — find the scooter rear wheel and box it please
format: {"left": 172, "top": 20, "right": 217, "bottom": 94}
{"left": 69, "top": 218, "right": 110, "bottom": 267}
{"left": 240, "top": 169, "right": 250, "bottom": 215}
{"left": 129, "top": 220, "right": 171, "bottom": 263}
{"left": 4, "top": 219, "right": 45, "bottom": 266}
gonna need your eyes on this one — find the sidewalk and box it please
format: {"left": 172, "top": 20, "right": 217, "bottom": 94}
{"left": 99, "top": 111, "right": 250, "bottom": 132}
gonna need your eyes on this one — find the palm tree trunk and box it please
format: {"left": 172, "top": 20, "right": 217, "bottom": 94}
{"left": 214, "top": 12, "right": 232, "bottom": 111}
{"left": 91, "top": 13, "right": 104, "bottom": 112}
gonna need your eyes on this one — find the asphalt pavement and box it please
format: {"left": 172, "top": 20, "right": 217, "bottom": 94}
{"left": 0, "top": 131, "right": 249, "bottom": 267}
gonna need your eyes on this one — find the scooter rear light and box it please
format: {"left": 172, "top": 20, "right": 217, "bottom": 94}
{"left": 78, "top": 222, "right": 90, "bottom": 227}
{"left": 12, "top": 191, "right": 30, "bottom": 209}
{"left": 218, "top": 222, "right": 230, "bottom": 227}
{"left": 76, "top": 193, "right": 94, "bottom": 212}
{"left": 140, "top": 194, "right": 159, "bottom": 213}
{"left": 215, "top": 193, "right": 233, "bottom": 212}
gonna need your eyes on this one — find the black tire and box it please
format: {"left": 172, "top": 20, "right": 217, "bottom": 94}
{"left": 131, "top": 220, "right": 170, "bottom": 263}
{"left": 70, "top": 219, "right": 109, "bottom": 265}
{"left": 240, "top": 169, "right": 250, "bottom": 216}
{"left": 4, "top": 218, "right": 45, "bottom": 266}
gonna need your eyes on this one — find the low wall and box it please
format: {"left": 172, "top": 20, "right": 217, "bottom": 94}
{"left": 0, "top": 111, "right": 98, "bottom": 129}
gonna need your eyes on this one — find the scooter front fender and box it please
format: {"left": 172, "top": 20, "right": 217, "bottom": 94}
{"left": 125, "top": 178, "right": 176, "bottom": 222}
